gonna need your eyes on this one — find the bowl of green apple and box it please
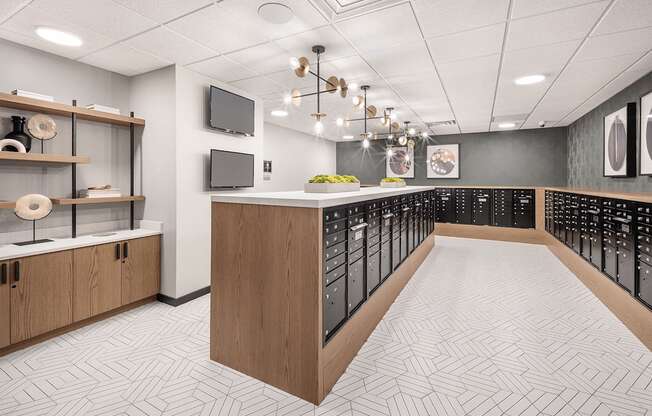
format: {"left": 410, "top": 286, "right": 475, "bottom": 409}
{"left": 380, "top": 177, "right": 406, "bottom": 188}
{"left": 304, "top": 174, "right": 361, "bottom": 193}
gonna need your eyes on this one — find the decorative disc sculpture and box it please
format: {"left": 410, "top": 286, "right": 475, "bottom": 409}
{"left": 14, "top": 193, "right": 54, "bottom": 245}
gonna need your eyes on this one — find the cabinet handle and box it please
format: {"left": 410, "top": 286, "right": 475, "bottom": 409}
{"left": 1, "top": 263, "right": 6, "bottom": 285}
{"left": 123, "top": 242, "right": 129, "bottom": 259}
{"left": 116, "top": 243, "right": 121, "bottom": 260}
{"left": 13, "top": 261, "right": 20, "bottom": 282}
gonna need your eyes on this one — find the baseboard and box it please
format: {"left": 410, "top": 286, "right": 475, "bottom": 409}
{"left": 157, "top": 286, "right": 211, "bottom": 306}
{"left": 435, "top": 223, "right": 546, "bottom": 245}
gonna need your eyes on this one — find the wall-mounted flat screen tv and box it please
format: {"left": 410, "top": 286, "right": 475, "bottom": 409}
{"left": 210, "top": 149, "right": 254, "bottom": 188}
{"left": 209, "top": 85, "right": 255, "bottom": 136}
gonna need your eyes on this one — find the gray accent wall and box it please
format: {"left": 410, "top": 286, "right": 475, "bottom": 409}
{"left": 567, "top": 71, "right": 652, "bottom": 192}
{"left": 337, "top": 127, "right": 568, "bottom": 187}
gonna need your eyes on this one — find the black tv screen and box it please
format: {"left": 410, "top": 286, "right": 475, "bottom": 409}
{"left": 209, "top": 86, "right": 255, "bottom": 136}
{"left": 210, "top": 149, "right": 254, "bottom": 188}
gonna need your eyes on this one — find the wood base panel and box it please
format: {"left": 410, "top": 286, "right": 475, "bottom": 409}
{"left": 319, "top": 233, "right": 435, "bottom": 403}
{"left": 0, "top": 296, "right": 156, "bottom": 357}
{"left": 436, "top": 223, "right": 547, "bottom": 245}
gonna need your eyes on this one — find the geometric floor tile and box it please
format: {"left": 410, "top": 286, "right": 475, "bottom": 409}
{"left": 1, "top": 237, "right": 650, "bottom": 415}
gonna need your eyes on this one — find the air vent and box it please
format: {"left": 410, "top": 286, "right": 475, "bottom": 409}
{"left": 426, "top": 120, "right": 457, "bottom": 128}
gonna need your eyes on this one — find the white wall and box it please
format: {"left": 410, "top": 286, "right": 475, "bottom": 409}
{"left": 129, "top": 66, "right": 177, "bottom": 296}
{"left": 258, "top": 122, "right": 337, "bottom": 192}
{"left": 173, "top": 65, "right": 265, "bottom": 298}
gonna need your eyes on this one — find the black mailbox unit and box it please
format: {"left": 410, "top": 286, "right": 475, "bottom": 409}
{"left": 455, "top": 188, "right": 473, "bottom": 224}
{"left": 472, "top": 189, "right": 492, "bottom": 225}
{"left": 435, "top": 188, "right": 455, "bottom": 223}
{"left": 322, "top": 189, "right": 436, "bottom": 343}
{"left": 565, "top": 193, "right": 580, "bottom": 254}
{"left": 636, "top": 204, "right": 652, "bottom": 308}
{"left": 614, "top": 200, "right": 635, "bottom": 294}
{"left": 493, "top": 189, "right": 513, "bottom": 227}
{"left": 545, "top": 190, "right": 553, "bottom": 233}
{"left": 513, "top": 189, "right": 535, "bottom": 228}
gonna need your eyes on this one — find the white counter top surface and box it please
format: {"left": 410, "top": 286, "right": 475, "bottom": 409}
{"left": 211, "top": 186, "right": 436, "bottom": 208}
{"left": 0, "top": 228, "right": 161, "bottom": 261}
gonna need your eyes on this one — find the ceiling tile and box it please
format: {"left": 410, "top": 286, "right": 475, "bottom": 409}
{"left": 577, "top": 26, "right": 652, "bottom": 62}
{"left": 412, "top": 0, "right": 510, "bottom": 38}
{"left": 32, "top": 0, "right": 158, "bottom": 40}
{"left": 273, "top": 26, "right": 357, "bottom": 64}
{"left": 111, "top": 0, "right": 214, "bottom": 24}
{"left": 427, "top": 23, "right": 505, "bottom": 64}
{"left": 494, "top": 40, "right": 580, "bottom": 115}
{"left": 187, "top": 56, "right": 258, "bottom": 83}
{"left": 335, "top": 2, "right": 422, "bottom": 53}
{"left": 230, "top": 75, "right": 287, "bottom": 96}
{"left": 218, "top": 0, "right": 328, "bottom": 40}
{"left": 0, "top": 0, "right": 30, "bottom": 23}
{"left": 593, "top": 0, "right": 652, "bottom": 36}
{"left": 126, "top": 26, "right": 217, "bottom": 65}
{"left": 167, "top": 3, "right": 268, "bottom": 53}
{"left": 319, "top": 55, "right": 378, "bottom": 84}
{"left": 506, "top": 1, "right": 608, "bottom": 51}
{"left": 511, "top": 0, "right": 603, "bottom": 19}
{"left": 437, "top": 54, "right": 501, "bottom": 131}
{"left": 79, "top": 43, "right": 171, "bottom": 76}
{"left": 363, "top": 41, "right": 434, "bottom": 78}
{"left": 226, "top": 42, "right": 293, "bottom": 76}
{"left": 0, "top": 4, "right": 114, "bottom": 60}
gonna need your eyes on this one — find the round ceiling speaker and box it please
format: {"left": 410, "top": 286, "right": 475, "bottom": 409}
{"left": 14, "top": 194, "right": 52, "bottom": 221}
{"left": 291, "top": 88, "right": 302, "bottom": 107}
{"left": 257, "top": 2, "right": 294, "bottom": 24}
{"left": 326, "top": 76, "right": 339, "bottom": 93}
{"left": 366, "top": 105, "right": 377, "bottom": 118}
{"left": 294, "top": 56, "right": 309, "bottom": 78}
{"left": 27, "top": 114, "right": 57, "bottom": 140}
{"left": 339, "top": 78, "right": 348, "bottom": 98}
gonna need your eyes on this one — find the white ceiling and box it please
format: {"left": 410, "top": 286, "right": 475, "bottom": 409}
{"left": 1, "top": 0, "right": 652, "bottom": 141}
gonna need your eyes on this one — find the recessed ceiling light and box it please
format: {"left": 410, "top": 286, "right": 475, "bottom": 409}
{"left": 35, "top": 26, "right": 82, "bottom": 47}
{"left": 498, "top": 122, "right": 516, "bottom": 129}
{"left": 342, "top": 135, "right": 354, "bottom": 139}
{"left": 514, "top": 74, "right": 546, "bottom": 86}
{"left": 270, "top": 109, "right": 288, "bottom": 117}
{"left": 258, "top": 2, "right": 293, "bottom": 24}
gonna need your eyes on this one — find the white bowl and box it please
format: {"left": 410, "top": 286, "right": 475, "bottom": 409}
{"left": 304, "top": 182, "right": 361, "bottom": 193}
{"left": 380, "top": 181, "right": 406, "bottom": 188}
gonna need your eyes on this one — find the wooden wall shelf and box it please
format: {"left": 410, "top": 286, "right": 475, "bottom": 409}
{"left": 0, "top": 152, "right": 90, "bottom": 165}
{"left": 0, "top": 201, "right": 15, "bottom": 209}
{"left": 51, "top": 196, "right": 145, "bottom": 206}
{"left": 0, "top": 93, "right": 145, "bottom": 127}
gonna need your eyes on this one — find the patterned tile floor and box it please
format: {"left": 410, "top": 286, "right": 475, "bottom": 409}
{"left": 1, "top": 237, "right": 651, "bottom": 415}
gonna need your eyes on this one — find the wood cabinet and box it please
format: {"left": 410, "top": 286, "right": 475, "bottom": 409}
{"left": 0, "top": 262, "right": 9, "bottom": 349}
{"left": 10, "top": 251, "right": 73, "bottom": 343}
{"left": 121, "top": 236, "right": 160, "bottom": 305}
{"left": 73, "top": 243, "right": 122, "bottom": 322}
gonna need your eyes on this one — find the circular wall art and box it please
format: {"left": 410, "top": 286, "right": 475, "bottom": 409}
{"left": 642, "top": 92, "right": 652, "bottom": 175}
{"left": 389, "top": 149, "right": 412, "bottom": 175}
{"left": 607, "top": 115, "right": 626, "bottom": 171}
{"left": 14, "top": 194, "right": 53, "bottom": 221}
{"left": 430, "top": 148, "right": 456, "bottom": 175}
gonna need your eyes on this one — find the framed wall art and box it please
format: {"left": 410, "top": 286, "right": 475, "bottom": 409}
{"left": 386, "top": 146, "right": 414, "bottom": 178}
{"left": 641, "top": 91, "right": 652, "bottom": 175}
{"left": 427, "top": 144, "right": 460, "bottom": 179}
{"left": 603, "top": 103, "right": 636, "bottom": 177}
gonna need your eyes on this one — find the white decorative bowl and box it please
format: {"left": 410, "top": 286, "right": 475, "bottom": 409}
{"left": 380, "top": 181, "right": 406, "bottom": 188}
{"left": 304, "top": 182, "right": 361, "bottom": 193}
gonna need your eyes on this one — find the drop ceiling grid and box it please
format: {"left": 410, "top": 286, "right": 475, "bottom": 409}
{"left": 0, "top": 0, "right": 651, "bottom": 138}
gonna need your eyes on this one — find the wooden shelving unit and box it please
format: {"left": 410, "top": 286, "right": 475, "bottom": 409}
{"left": 51, "top": 196, "right": 145, "bottom": 206}
{"left": 0, "top": 151, "right": 90, "bottom": 165}
{"left": 0, "top": 93, "right": 145, "bottom": 127}
{"left": 0, "top": 92, "right": 145, "bottom": 237}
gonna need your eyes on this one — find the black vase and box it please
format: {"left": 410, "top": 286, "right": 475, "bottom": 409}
{"left": 5, "top": 116, "right": 32, "bottom": 152}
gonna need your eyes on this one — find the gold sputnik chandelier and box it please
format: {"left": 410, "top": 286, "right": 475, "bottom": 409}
{"left": 287, "top": 45, "right": 348, "bottom": 135}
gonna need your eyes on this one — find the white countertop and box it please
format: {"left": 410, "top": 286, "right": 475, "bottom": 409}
{"left": 0, "top": 228, "right": 161, "bottom": 261}
{"left": 211, "top": 186, "right": 436, "bottom": 208}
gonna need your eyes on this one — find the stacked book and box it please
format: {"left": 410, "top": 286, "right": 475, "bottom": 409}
{"left": 86, "top": 104, "right": 121, "bottom": 115}
{"left": 78, "top": 187, "right": 122, "bottom": 199}
{"left": 12, "top": 89, "right": 54, "bottom": 102}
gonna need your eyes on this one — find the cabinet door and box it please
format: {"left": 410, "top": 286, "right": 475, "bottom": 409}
{"left": 122, "top": 236, "right": 161, "bottom": 305}
{"left": 11, "top": 251, "right": 73, "bottom": 344}
{"left": 73, "top": 243, "right": 122, "bottom": 322}
{"left": 0, "top": 263, "right": 9, "bottom": 349}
